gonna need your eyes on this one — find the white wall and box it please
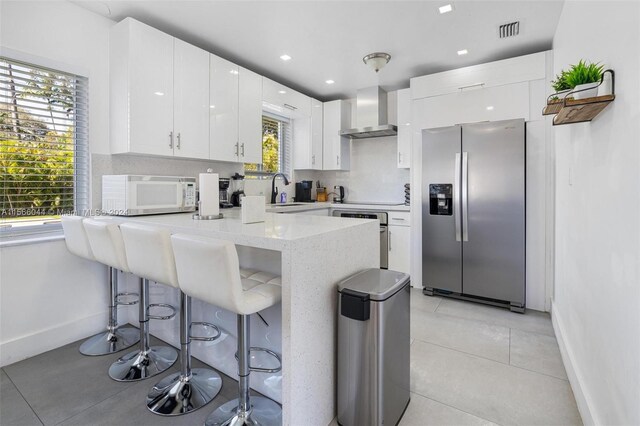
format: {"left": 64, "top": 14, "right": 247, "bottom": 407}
{"left": 551, "top": 2, "right": 640, "bottom": 425}
{"left": 0, "top": 0, "right": 121, "bottom": 364}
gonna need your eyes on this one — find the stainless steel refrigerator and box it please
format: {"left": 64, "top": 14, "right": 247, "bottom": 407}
{"left": 421, "top": 119, "right": 525, "bottom": 312}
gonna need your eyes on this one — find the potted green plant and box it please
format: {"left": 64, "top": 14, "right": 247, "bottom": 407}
{"left": 564, "top": 60, "right": 604, "bottom": 99}
{"left": 551, "top": 70, "right": 571, "bottom": 94}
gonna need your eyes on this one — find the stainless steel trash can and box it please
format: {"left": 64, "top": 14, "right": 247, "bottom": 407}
{"left": 337, "top": 268, "right": 411, "bottom": 426}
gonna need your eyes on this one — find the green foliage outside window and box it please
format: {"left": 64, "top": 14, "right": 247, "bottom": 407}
{"left": 245, "top": 116, "right": 283, "bottom": 174}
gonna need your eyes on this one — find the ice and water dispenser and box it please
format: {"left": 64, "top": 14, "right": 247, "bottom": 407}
{"left": 429, "top": 184, "right": 453, "bottom": 215}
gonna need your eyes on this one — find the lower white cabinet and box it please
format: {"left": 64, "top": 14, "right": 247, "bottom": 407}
{"left": 388, "top": 224, "right": 410, "bottom": 274}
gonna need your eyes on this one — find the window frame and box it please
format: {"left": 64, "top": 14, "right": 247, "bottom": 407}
{"left": 244, "top": 112, "right": 292, "bottom": 180}
{"left": 0, "top": 55, "right": 90, "bottom": 243}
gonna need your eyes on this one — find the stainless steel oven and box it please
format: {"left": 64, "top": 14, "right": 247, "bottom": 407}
{"left": 332, "top": 210, "right": 388, "bottom": 269}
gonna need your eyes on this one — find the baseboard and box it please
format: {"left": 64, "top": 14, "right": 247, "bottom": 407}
{"left": 0, "top": 311, "right": 108, "bottom": 367}
{"left": 551, "top": 304, "right": 596, "bottom": 425}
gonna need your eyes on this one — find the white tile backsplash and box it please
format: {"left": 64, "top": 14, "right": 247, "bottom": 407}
{"left": 296, "top": 136, "right": 409, "bottom": 203}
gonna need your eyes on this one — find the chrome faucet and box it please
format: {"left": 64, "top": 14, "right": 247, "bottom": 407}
{"left": 270, "top": 173, "right": 290, "bottom": 204}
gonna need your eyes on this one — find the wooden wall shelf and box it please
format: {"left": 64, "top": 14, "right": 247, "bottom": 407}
{"left": 542, "top": 69, "right": 615, "bottom": 125}
{"left": 552, "top": 95, "right": 615, "bottom": 125}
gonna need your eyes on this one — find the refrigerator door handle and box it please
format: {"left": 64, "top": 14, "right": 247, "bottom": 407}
{"left": 462, "top": 151, "right": 469, "bottom": 242}
{"left": 454, "top": 153, "right": 462, "bottom": 242}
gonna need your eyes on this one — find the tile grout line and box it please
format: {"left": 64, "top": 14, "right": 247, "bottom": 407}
{"left": 412, "top": 339, "right": 571, "bottom": 383}
{"left": 410, "top": 389, "right": 504, "bottom": 426}
{"left": 2, "top": 367, "right": 45, "bottom": 426}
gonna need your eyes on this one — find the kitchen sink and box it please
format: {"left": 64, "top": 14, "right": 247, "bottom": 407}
{"left": 270, "top": 203, "right": 307, "bottom": 208}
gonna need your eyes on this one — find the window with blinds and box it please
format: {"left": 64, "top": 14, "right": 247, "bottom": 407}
{"left": 244, "top": 114, "right": 291, "bottom": 178}
{"left": 0, "top": 57, "right": 89, "bottom": 235}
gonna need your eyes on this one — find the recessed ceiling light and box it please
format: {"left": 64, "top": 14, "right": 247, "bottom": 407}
{"left": 280, "top": 54, "right": 292, "bottom": 61}
{"left": 439, "top": 4, "right": 453, "bottom": 14}
{"left": 278, "top": 90, "right": 286, "bottom": 94}
{"left": 229, "top": 70, "right": 239, "bottom": 75}
{"left": 457, "top": 49, "right": 468, "bottom": 55}
{"left": 486, "top": 106, "right": 494, "bottom": 111}
{"left": 154, "top": 91, "right": 164, "bottom": 96}
{"left": 210, "top": 105, "right": 216, "bottom": 109}
{"left": 326, "top": 80, "right": 335, "bottom": 85}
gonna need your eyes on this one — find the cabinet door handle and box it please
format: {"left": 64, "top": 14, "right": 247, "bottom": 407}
{"left": 398, "top": 152, "right": 402, "bottom": 163}
{"left": 235, "top": 142, "right": 239, "bottom": 157}
{"left": 389, "top": 230, "right": 392, "bottom": 251}
{"left": 336, "top": 155, "right": 339, "bottom": 166}
{"left": 312, "top": 154, "right": 315, "bottom": 165}
{"left": 176, "top": 133, "right": 181, "bottom": 149}
{"left": 241, "top": 143, "right": 245, "bottom": 156}
{"left": 169, "top": 131, "right": 174, "bottom": 149}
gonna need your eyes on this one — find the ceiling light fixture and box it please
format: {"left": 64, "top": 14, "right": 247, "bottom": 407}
{"left": 325, "top": 80, "right": 335, "bottom": 85}
{"left": 363, "top": 52, "right": 391, "bottom": 73}
{"left": 278, "top": 90, "right": 286, "bottom": 94}
{"left": 439, "top": 4, "right": 453, "bottom": 14}
{"left": 280, "top": 54, "right": 292, "bottom": 61}
{"left": 486, "top": 106, "right": 494, "bottom": 111}
{"left": 154, "top": 92, "right": 164, "bottom": 96}
{"left": 229, "top": 70, "right": 239, "bottom": 75}
{"left": 457, "top": 49, "right": 468, "bottom": 55}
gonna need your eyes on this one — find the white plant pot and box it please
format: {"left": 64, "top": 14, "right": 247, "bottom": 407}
{"left": 572, "top": 82, "right": 599, "bottom": 99}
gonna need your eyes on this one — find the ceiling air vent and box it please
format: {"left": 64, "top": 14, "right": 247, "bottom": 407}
{"left": 499, "top": 21, "right": 520, "bottom": 38}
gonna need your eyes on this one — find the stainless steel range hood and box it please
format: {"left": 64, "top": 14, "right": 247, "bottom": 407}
{"left": 340, "top": 87, "right": 397, "bottom": 139}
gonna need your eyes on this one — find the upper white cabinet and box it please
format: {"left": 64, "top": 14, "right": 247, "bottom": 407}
{"left": 238, "top": 67, "right": 263, "bottom": 164}
{"left": 209, "top": 54, "right": 239, "bottom": 162}
{"left": 110, "top": 18, "right": 209, "bottom": 158}
{"left": 293, "top": 98, "right": 323, "bottom": 170}
{"left": 396, "top": 88, "right": 411, "bottom": 169}
{"left": 412, "top": 81, "right": 530, "bottom": 130}
{"left": 263, "top": 78, "right": 311, "bottom": 117}
{"left": 209, "top": 56, "right": 262, "bottom": 164}
{"left": 173, "top": 39, "right": 210, "bottom": 159}
{"left": 411, "top": 52, "right": 547, "bottom": 99}
{"left": 323, "top": 100, "right": 351, "bottom": 170}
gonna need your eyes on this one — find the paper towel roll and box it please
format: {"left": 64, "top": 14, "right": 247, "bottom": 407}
{"left": 199, "top": 173, "right": 220, "bottom": 217}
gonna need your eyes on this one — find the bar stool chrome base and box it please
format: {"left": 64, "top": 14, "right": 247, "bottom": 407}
{"left": 205, "top": 396, "right": 282, "bottom": 426}
{"left": 109, "top": 346, "right": 178, "bottom": 381}
{"left": 146, "top": 368, "right": 222, "bottom": 416}
{"left": 79, "top": 326, "right": 139, "bottom": 356}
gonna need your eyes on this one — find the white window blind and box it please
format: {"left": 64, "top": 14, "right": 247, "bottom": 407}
{"left": 245, "top": 114, "right": 291, "bottom": 179}
{"left": 0, "top": 57, "right": 89, "bottom": 235}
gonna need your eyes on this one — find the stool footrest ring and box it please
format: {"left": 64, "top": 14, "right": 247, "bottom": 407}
{"left": 235, "top": 347, "right": 282, "bottom": 373}
{"left": 115, "top": 292, "right": 139, "bottom": 306}
{"left": 148, "top": 303, "right": 177, "bottom": 320}
{"left": 190, "top": 322, "right": 222, "bottom": 341}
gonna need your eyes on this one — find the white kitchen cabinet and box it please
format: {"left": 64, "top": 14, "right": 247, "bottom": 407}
{"left": 263, "top": 78, "right": 311, "bottom": 117}
{"left": 238, "top": 67, "right": 263, "bottom": 164}
{"left": 412, "top": 81, "right": 530, "bottom": 130}
{"left": 209, "top": 56, "right": 262, "bottom": 164}
{"left": 293, "top": 98, "right": 323, "bottom": 170}
{"left": 410, "top": 51, "right": 547, "bottom": 99}
{"left": 396, "top": 88, "right": 411, "bottom": 169}
{"left": 209, "top": 54, "right": 239, "bottom": 162}
{"left": 173, "top": 39, "right": 210, "bottom": 159}
{"left": 388, "top": 224, "right": 410, "bottom": 274}
{"left": 322, "top": 100, "right": 351, "bottom": 170}
{"left": 110, "top": 18, "right": 208, "bottom": 159}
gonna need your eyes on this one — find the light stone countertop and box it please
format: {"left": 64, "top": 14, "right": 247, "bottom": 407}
{"left": 265, "top": 201, "right": 410, "bottom": 213}
{"left": 118, "top": 209, "right": 375, "bottom": 251}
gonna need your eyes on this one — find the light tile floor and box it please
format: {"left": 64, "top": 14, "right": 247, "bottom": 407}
{"left": 402, "top": 288, "right": 582, "bottom": 426}
{"left": 1, "top": 290, "right": 582, "bottom": 425}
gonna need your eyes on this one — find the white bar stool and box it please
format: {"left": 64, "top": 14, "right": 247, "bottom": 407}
{"left": 61, "top": 215, "right": 139, "bottom": 356}
{"left": 119, "top": 224, "right": 223, "bottom": 416}
{"left": 170, "top": 233, "right": 283, "bottom": 426}
{"left": 83, "top": 218, "right": 178, "bottom": 381}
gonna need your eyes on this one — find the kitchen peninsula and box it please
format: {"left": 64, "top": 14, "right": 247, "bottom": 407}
{"left": 112, "top": 210, "right": 379, "bottom": 426}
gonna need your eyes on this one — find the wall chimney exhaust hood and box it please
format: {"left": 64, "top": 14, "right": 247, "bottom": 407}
{"left": 340, "top": 87, "right": 397, "bottom": 139}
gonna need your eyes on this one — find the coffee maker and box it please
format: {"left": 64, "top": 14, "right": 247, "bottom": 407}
{"left": 230, "top": 173, "right": 245, "bottom": 207}
{"left": 219, "top": 178, "right": 233, "bottom": 209}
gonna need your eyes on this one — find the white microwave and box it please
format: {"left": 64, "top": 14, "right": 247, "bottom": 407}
{"left": 102, "top": 175, "right": 196, "bottom": 216}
